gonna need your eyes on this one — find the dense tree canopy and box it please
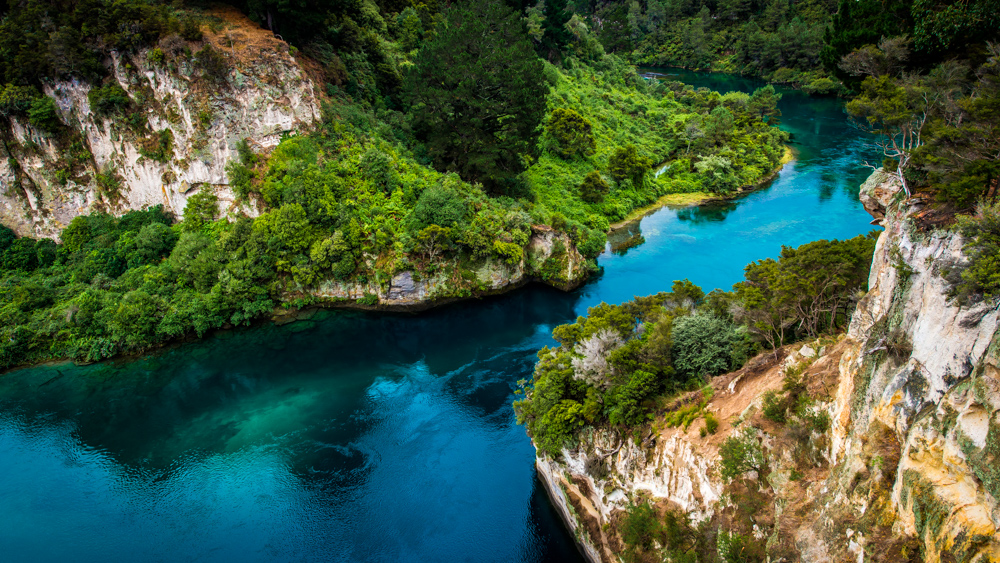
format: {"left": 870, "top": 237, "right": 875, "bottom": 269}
{"left": 405, "top": 1, "right": 547, "bottom": 193}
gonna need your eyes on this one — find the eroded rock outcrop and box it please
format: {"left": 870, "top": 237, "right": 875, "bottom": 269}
{"left": 535, "top": 170, "right": 1000, "bottom": 562}
{"left": 290, "top": 226, "right": 590, "bottom": 310}
{"left": 0, "top": 6, "right": 320, "bottom": 238}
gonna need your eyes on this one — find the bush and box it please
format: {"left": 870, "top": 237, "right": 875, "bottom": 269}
{"left": 718, "top": 428, "right": 766, "bottom": 482}
{"left": 138, "top": 129, "right": 174, "bottom": 162}
{"left": 952, "top": 199, "right": 1000, "bottom": 302}
{"left": 704, "top": 412, "right": 719, "bottom": 434}
{"left": 608, "top": 144, "right": 650, "bottom": 184}
{"left": 0, "top": 84, "right": 39, "bottom": 115}
{"left": 147, "top": 48, "right": 165, "bottom": 64}
{"left": 27, "top": 96, "right": 61, "bottom": 132}
{"left": 579, "top": 171, "right": 610, "bottom": 203}
{"left": 180, "top": 18, "right": 203, "bottom": 41}
{"left": 196, "top": 45, "right": 228, "bottom": 84}
{"left": 761, "top": 390, "right": 787, "bottom": 423}
{"left": 410, "top": 186, "right": 468, "bottom": 229}
{"left": 182, "top": 190, "right": 219, "bottom": 232}
{"left": 88, "top": 84, "right": 130, "bottom": 116}
{"left": 672, "top": 313, "right": 742, "bottom": 379}
{"left": 547, "top": 107, "right": 596, "bottom": 158}
{"left": 620, "top": 502, "right": 660, "bottom": 549}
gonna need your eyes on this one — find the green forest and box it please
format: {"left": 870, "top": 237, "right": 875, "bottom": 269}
{"left": 1, "top": 0, "right": 999, "bottom": 372}
{"left": 0, "top": 0, "right": 788, "bottom": 369}
{"left": 514, "top": 233, "right": 876, "bottom": 455}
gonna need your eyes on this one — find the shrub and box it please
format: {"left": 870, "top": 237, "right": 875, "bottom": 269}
{"left": 718, "top": 428, "right": 766, "bottom": 482}
{"left": 182, "top": 190, "right": 219, "bottom": 232}
{"left": 138, "top": 129, "right": 174, "bottom": 162}
{"left": 620, "top": 502, "right": 660, "bottom": 549}
{"left": 88, "top": 84, "right": 130, "bottom": 116}
{"left": 608, "top": 144, "right": 650, "bottom": 184}
{"left": 196, "top": 45, "right": 228, "bottom": 84}
{"left": 147, "top": 48, "right": 164, "bottom": 64}
{"left": 180, "top": 18, "right": 203, "bottom": 41}
{"left": 704, "top": 412, "right": 719, "bottom": 434}
{"left": 761, "top": 390, "right": 787, "bottom": 423}
{"left": 226, "top": 161, "right": 255, "bottom": 200}
{"left": 672, "top": 313, "right": 742, "bottom": 379}
{"left": 579, "top": 171, "right": 610, "bottom": 203}
{"left": 952, "top": 199, "right": 1000, "bottom": 302}
{"left": 547, "top": 107, "right": 596, "bottom": 158}
{"left": 410, "top": 186, "right": 468, "bottom": 229}
{"left": 27, "top": 96, "right": 61, "bottom": 132}
{"left": 0, "top": 84, "right": 39, "bottom": 116}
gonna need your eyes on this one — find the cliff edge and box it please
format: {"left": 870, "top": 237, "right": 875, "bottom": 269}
{"left": 535, "top": 170, "right": 1000, "bottom": 562}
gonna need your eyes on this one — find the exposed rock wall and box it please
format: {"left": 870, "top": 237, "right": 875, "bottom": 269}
{"left": 0, "top": 6, "right": 320, "bottom": 239}
{"left": 534, "top": 169, "right": 1000, "bottom": 562}
{"left": 824, "top": 170, "right": 1000, "bottom": 561}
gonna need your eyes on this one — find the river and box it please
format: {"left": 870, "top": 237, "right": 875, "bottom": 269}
{"left": 0, "top": 71, "right": 877, "bottom": 562}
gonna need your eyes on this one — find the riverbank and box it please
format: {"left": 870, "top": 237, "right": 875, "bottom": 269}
{"left": 608, "top": 146, "right": 795, "bottom": 232}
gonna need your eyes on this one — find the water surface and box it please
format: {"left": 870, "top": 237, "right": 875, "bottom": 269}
{"left": 0, "top": 72, "right": 878, "bottom": 562}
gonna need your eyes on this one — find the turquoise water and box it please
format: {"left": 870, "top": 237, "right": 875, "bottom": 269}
{"left": 0, "top": 73, "right": 877, "bottom": 562}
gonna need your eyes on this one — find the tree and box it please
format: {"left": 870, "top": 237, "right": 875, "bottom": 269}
{"left": 410, "top": 185, "right": 468, "bottom": 230}
{"left": 547, "top": 108, "right": 596, "bottom": 158}
{"left": 578, "top": 171, "right": 609, "bottom": 203}
{"left": 671, "top": 313, "right": 742, "bottom": 378}
{"left": 27, "top": 96, "right": 61, "bottom": 132}
{"left": 182, "top": 190, "right": 219, "bottom": 233}
{"left": 405, "top": 2, "right": 547, "bottom": 193}
{"left": 414, "top": 224, "right": 453, "bottom": 261}
{"left": 748, "top": 85, "right": 782, "bottom": 126}
{"left": 608, "top": 144, "right": 650, "bottom": 184}
{"left": 718, "top": 428, "right": 766, "bottom": 482}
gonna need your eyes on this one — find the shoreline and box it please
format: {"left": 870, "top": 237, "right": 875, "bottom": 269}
{"left": 608, "top": 146, "right": 795, "bottom": 233}
{"left": 2, "top": 149, "right": 793, "bottom": 375}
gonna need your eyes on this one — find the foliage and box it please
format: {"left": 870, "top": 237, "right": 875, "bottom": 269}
{"left": 608, "top": 144, "right": 651, "bottom": 185}
{"left": 952, "top": 199, "right": 1000, "bottom": 302}
{"left": 577, "top": 171, "right": 610, "bottom": 204}
{"left": 517, "top": 235, "right": 874, "bottom": 451}
{"left": 761, "top": 390, "right": 788, "bottom": 423}
{"left": 734, "top": 234, "right": 877, "bottom": 349}
{"left": 88, "top": 84, "right": 130, "bottom": 116}
{"left": 0, "top": 84, "right": 39, "bottom": 116}
{"left": 27, "top": 96, "right": 61, "bottom": 132}
{"left": 718, "top": 428, "right": 766, "bottom": 482}
{"left": 671, "top": 313, "right": 746, "bottom": 379}
{"left": 547, "top": 108, "right": 596, "bottom": 158}
{"left": 579, "top": 0, "right": 840, "bottom": 87}
{"left": 0, "top": 0, "right": 172, "bottom": 85}
{"left": 524, "top": 57, "right": 788, "bottom": 229}
{"left": 138, "top": 129, "right": 174, "bottom": 163}
{"left": 405, "top": 2, "right": 546, "bottom": 192}
{"left": 620, "top": 502, "right": 660, "bottom": 549}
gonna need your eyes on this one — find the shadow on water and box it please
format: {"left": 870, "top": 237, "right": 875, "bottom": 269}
{"left": 676, "top": 202, "right": 737, "bottom": 225}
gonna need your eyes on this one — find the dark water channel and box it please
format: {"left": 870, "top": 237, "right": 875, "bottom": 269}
{"left": 0, "top": 71, "right": 877, "bottom": 562}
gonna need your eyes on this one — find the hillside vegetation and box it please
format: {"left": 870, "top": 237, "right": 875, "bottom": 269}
{"left": 0, "top": 0, "right": 788, "bottom": 370}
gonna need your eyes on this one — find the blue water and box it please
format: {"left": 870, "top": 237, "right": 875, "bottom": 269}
{"left": 0, "top": 72, "right": 877, "bottom": 562}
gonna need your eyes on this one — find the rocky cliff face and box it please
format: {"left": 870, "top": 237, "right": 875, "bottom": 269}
{"left": 536, "top": 170, "right": 1000, "bottom": 562}
{"left": 823, "top": 170, "right": 1000, "bottom": 562}
{"left": 0, "top": 6, "right": 321, "bottom": 239}
{"left": 276, "top": 225, "right": 591, "bottom": 312}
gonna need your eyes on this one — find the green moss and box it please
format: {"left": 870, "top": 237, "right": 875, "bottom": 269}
{"left": 901, "top": 469, "right": 949, "bottom": 542}
{"left": 957, "top": 415, "right": 1000, "bottom": 502}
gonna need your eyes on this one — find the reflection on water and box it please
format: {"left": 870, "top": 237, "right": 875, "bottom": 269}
{"left": 676, "top": 202, "right": 737, "bottom": 225}
{"left": 0, "top": 70, "right": 880, "bottom": 562}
